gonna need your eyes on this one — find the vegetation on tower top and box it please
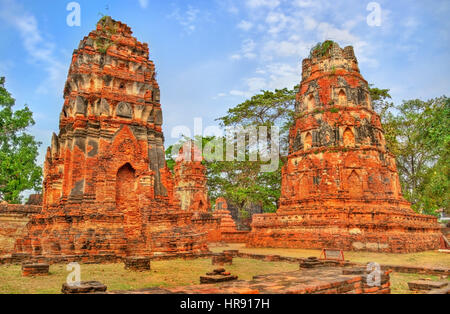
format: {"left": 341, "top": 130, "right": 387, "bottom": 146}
{"left": 309, "top": 40, "right": 335, "bottom": 58}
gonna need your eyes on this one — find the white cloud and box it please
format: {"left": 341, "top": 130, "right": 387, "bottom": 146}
{"left": 138, "top": 0, "right": 149, "bottom": 9}
{"left": 246, "top": 0, "right": 280, "bottom": 9}
{"left": 293, "top": 0, "right": 320, "bottom": 8}
{"left": 237, "top": 20, "right": 253, "bottom": 31}
{"left": 231, "top": 39, "right": 257, "bottom": 60}
{"left": 169, "top": 5, "right": 200, "bottom": 34}
{"left": 303, "top": 16, "right": 318, "bottom": 30}
{"left": 317, "top": 22, "right": 359, "bottom": 45}
{"left": 0, "top": 0, "right": 66, "bottom": 95}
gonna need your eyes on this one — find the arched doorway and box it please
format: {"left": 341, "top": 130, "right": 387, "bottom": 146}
{"left": 116, "top": 163, "right": 136, "bottom": 207}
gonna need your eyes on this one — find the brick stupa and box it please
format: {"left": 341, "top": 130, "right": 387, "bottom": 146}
{"left": 174, "top": 141, "right": 210, "bottom": 213}
{"left": 214, "top": 198, "right": 238, "bottom": 233}
{"left": 248, "top": 42, "right": 441, "bottom": 253}
{"left": 15, "top": 17, "right": 208, "bottom": 258}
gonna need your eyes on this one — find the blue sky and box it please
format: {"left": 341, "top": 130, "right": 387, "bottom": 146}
{"left": 0, "top": 0, "right": 449, "bottom": 167}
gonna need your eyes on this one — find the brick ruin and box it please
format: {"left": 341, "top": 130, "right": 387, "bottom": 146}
{"left": 14, "top": 17, "right": 208, "bottom": 258}
{"left": 171, "top": 143, "right": 248, "bottom": 243}
{"left": 213, "top": 198, "right": 249, "bottom": 243}
{"left": 173, "top": 141, "right": 210, "bottom": 213}
{"left": 0, "top": 204, "right": 41, "bottom": 255}
{"left": 248, "top": 42, "right": 442, "bottom": 253}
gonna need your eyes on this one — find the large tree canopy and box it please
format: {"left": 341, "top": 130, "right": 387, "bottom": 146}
{"left": 0, "top": 77, "right": 42, "bottom": 204}
{"left": 382, "top": 96, "right": 449, "bottom": 215}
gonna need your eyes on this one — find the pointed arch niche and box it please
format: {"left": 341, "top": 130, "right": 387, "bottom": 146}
{"left": 343, "top": 127, "right": 355, "bottom": 147}
{"left": 305, "top": 94, "right": 315, "bottom": 111}
{"left": 304, "top": 132, "right": 313, "bottom": 150}
{"left": 115, "top": 163, "right": 137, "bottom": 208}
{"left": 338, "top": 89, "right": 347, "bottom": 105}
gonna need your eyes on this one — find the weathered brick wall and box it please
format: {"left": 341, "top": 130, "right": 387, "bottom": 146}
{"left": 221, "top": 231, "right": 250, "bottom": 243}
{"left": 0, "top": 204, "right": 41, "bottom": 255}
{"left": 0, "top": 204, "right": 41, "bottom": 215}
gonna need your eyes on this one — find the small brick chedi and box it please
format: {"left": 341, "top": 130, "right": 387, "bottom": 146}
{"left": 173, "top": 142, "right": 210, "bottom": 213}
{"left": 248, "top": 42, "right": 441, "bottom": 253}
{"left": 15, "top": 17, "right": 208, "bottom": 257}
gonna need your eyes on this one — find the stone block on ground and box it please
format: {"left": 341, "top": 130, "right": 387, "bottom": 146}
{"left": 22, "top": 263, "right": 49, "bottom": 277}
{"left": 62, "top": 281, "right": 107, "bottom": 294}
{"left": 124, "top": 257, "right": 151, "bottom": 271}
{"left": 299, "top": 257, "right": 324, "bottom": 269}
{"left": 212, "top": 253, "right": 232, "bottom": 266}
{"left": 408, "top": 280, "right": 448, "bottom": 291}
{"left": 200, "top": 268, "right": 238, "bottom": 284}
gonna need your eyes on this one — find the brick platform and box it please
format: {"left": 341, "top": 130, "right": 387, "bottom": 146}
{"left": 109, "top": 267, "right": 390, "bottom": 294}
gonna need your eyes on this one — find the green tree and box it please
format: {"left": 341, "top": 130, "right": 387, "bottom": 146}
{"left": 383, "top": 97, "right": 449, "bottom": 215}
{"left": 0, "top": 77, "right": 42, "bottom": 203}
{"left": 213, "top": 87, "right": 297, "bottom": 215}
{"left": 217, "top": 87, "right": 297, "bottom": 154}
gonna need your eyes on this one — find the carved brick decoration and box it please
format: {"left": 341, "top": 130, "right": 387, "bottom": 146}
{"left": 14, "top": 17, "right": 208, "bottom": 258}
{"left": 174, "top": 141, "right": 210, "bottom": 213}
{"left": 248, "top": 42, "right": 441, "bottom": 253}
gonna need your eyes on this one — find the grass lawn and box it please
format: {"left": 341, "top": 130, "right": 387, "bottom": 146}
{"left": 211, "top": 243, "right": 450, "bottom": 269}
{"left": 0, "top": 258, "right": 298, "bottom": 294}
{"left": 1, "top": 244, "right": 448, "bottom": 294}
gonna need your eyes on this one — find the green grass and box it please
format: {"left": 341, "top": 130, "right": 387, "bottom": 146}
{"left": 1, "top": 244, "right": 448, "bottom": 294}
{"left": 0, "top": 258, "right": 298, "bottom": 294}
{"left": 211, "top": 243, "right": 450, "bottom": 269}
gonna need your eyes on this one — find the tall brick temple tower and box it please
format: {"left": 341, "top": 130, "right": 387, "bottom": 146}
{"left": 15, "top": 17, "right": 208, "bottom": 258}
{"left": 248, "top": 42, "right": 441, "bottom": 253}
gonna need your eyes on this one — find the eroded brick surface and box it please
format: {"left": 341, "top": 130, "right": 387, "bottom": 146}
{"left": 0, "top": 205, "right": 40, "bottom": 255}
{"left": 14, "top": 17, "right": 208, "bottom": 258}
{"left": 248, "top": 43, "right": 441, "bottom": 253}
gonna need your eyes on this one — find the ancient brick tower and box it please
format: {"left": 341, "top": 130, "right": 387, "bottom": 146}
{"left": 15, "top": 17, "right": 208, "bottom": 257}
{"left": 174, "top": 141, "right": 210, "bottom": 213}
{"left": 248, "top": 42, "right": 441, "bottom": 253}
